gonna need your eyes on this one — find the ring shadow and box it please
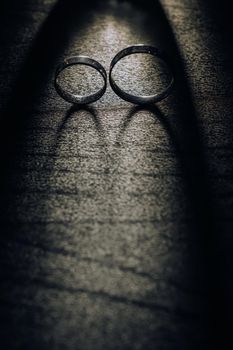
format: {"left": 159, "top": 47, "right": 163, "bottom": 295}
{"left": 60, "top": 105, "right": 104, "bottom": 138}
{"left": 116, "top": 100, "right": 223, "bottom": 347}
{"left": 0, "top": 0, "right": 102, "bottom": 193}
{"left": 0, "top": 0, "right": 229, "bottom": 348}
{"left": 44, "top": 103, "right": 104, "bottom": 191}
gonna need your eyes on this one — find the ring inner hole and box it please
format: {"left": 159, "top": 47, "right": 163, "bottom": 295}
{"left": 57, "top": 64, "right": 104, "bottom": 96}
{"left": 112, "top": 53, "right": 171, "bottom": 96}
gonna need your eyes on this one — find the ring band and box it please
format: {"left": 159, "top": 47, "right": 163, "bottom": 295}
{"left": 55, "top": 56, "right": 107, "bottom": 104}
{"left": 109, "top": 45, "right": 174, "bottom": 105}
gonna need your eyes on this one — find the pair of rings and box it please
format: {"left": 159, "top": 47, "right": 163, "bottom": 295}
{"left": 54, "top": 44, "right": 174, "bottom": 105}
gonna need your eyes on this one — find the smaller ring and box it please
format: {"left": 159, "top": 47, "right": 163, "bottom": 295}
{"left": 109, "top": 45, "right": 174, "bottom": 105}
{"left": 54, "top": 56, "right": 107, "bottom": 104}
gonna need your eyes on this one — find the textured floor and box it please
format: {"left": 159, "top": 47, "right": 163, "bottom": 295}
{"left": 0, "top": 0, "right": 233, "bottom": 349}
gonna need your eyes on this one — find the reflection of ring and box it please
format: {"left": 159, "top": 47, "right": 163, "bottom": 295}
{"left": 109, "top": 45, "right": 174, "bottom": 105}
{"left": 55, "top": 56, "right": 107, "bottom": 104}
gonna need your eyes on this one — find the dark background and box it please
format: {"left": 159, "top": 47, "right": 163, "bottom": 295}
{"left": 0, "top": 0, "right": 233, "bottom": 349}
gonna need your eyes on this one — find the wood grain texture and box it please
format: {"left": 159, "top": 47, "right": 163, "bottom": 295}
{"left": 0, "top": 0, "right": 232, "bottom": 349}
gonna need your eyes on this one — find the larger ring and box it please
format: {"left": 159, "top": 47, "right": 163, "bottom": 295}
{"left": 109, "top": 45, "right": 174, "bottom": 105}
{"left": 55, "top": 56, "right": 107, "bottom": 104}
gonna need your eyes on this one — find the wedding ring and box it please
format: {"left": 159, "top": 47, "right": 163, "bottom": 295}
{"left": 109, "top": 45, "right": 174, "bottom": 105}
{"left": 55, "top": 56, "right": 107, "bottom": 104}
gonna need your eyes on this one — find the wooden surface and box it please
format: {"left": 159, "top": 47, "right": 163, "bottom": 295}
{"left": 0, "top": 0, "right": 233, "bottom": 349}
